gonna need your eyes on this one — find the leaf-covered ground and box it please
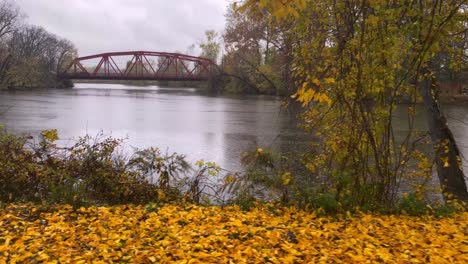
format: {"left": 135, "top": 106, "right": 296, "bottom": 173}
{"left": 0, "top": 204, "right": 467, "bottom": 263}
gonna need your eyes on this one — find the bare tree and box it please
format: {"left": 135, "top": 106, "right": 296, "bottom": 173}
{"left": 0, "top": 0, "right": 22, "bottom": 88}
{"left": 55, "top": 39, "right": 76, "bottom": 75}
{"left": 0, "top": 0, "right": 21, "bottom": 39}
{"left": 9, "top": 26, "right": 50, "bottom": 59}
{"left": 5, "top": 25, "right": 76, "bottom": 87}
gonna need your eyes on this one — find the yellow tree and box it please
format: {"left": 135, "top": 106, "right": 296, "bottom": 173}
{"left": 238, "top": 0, "right": 468, "bottom": 207}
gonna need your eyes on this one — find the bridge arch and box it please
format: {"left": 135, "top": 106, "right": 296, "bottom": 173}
{"left": 60, "top": 51, "right": 219, "bottom": 81}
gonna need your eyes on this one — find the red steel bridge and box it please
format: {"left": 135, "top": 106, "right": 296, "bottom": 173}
{"left": 60, "top": 51, "right": 219, "bottom": 81}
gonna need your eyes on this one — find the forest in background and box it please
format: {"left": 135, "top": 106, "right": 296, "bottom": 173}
{"left": 0, "top": 1, "right": 76, "bottom": 89}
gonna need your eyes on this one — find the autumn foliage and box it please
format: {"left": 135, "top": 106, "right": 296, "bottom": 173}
{"left": 235, "top": 0, "right": 468, "bottom": 208}
{"left": 0, "top": 203, "right": 467, "bottom": 263}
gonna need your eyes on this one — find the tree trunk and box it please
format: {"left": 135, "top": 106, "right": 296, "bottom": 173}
{"left": 420, "top": 70, "right": 468, "bottom": 203}
{"left": 0, "top": 53, "right": 12, "bottom": 87}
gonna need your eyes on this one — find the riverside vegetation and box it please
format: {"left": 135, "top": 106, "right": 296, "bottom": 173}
{"left": 0, "top": 128, "right": 465, "bottom": 215}
{"left": 0, "top": 128, "right": 467, "bottom": 262}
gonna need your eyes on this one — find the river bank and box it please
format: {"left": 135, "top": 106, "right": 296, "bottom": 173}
{"left": 1, "top": 203, "right": 466, "bottom": 263}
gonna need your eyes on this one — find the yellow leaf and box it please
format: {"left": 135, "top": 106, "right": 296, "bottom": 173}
{"left": 312, "top": 78, "right": 321, "bottom": 86}
{"left": 441, "top": 157, "right": 450, "bottom": 167}
{"left": 282, "top": 172, "right": 292, "bottom": 185}
{"left": 230, "top": 218, "right": 243, "bottom": 227}
{"left": 41, "top": 129, "right": 59, "bottom": 142}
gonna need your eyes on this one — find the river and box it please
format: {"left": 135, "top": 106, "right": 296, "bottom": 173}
{"left": 0, "top": 83, "right": 467, "bottom": 173}
{"left": 0, "top": 83, "right": 304, "bottom": 171}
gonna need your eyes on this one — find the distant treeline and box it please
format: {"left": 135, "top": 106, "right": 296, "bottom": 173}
{"left": 0, "top": 1, "right": 76, "bottom": 89}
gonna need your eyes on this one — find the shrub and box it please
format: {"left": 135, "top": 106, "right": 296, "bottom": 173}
{"left": 220, "top": 147, "right": 465, "bottom": 216}
{"left": 0, "top": 129, "right": 195, "bottom": 206}
{"left": 397, "top": 193, "right": 430, "bottom": 216}
{"left": 0, "top": 129, "right": 41, "bottom": 202}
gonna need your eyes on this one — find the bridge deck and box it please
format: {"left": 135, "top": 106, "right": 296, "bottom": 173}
{"left": 59, "top": 74, "right": 211, "bottom": 81}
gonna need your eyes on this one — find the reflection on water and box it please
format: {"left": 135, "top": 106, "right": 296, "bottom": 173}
{"left": 0, "top": 84, "right": 467, "bottom": 173}
{"left": 0, "top": 84, "right": 304, "bottom": 171}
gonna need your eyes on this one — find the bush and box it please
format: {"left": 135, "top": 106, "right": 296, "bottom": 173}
{"left": 397, "top": 193, "right": 429, "bottom": 216}
{"left": 220, "top": 147, "right": 466, "bottom": 216}
{"left": 0, "top": 129, "right": 195, "bottom": 206}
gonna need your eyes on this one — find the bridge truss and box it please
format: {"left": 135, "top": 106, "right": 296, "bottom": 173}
{"left": 60, "top": 51, "right": 218, "bottom": 81}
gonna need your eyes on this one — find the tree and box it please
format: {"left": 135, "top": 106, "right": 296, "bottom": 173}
{"left": 0, "top": 0, "right": 22, "bottom": 88}
{"left": 55, "top": 39, "right": 77, "bottom": 76}
{"left": 199, "top": 30, "right": 220, "bottom": 63}
{"left": 0, "top": 0, "right": 21, "bottom": 39}
{"left": 238, "top": 0, "right": 468, "bottom": 206}
{"left": 420, "top": 68, "right": 468, "bottom": 202}
{"left": 221, "top": 4, "right": 293, "bottom": 95}
{"left": 418, "top": 3, "right": 468, "bottom": 202}
{"left": 0, "top": 1, "right": 76, "bottom": 89}
{"left": 6, "top": 25, "right": 77, "bottom": 88}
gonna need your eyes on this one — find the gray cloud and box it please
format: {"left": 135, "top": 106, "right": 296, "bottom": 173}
{"left": 15, "top": 0, "right": 227, "bottom": 56}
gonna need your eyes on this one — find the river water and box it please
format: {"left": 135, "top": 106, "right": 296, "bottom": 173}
{"left": 0, "top": 83, "right": 467, "bottom": 173}
{"left": 0, "top": 84, "right": 304, "bottom": 171}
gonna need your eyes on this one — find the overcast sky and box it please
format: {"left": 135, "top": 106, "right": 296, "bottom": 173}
{"left": 15, "top": 0, "right": 228, "bottom": 57}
